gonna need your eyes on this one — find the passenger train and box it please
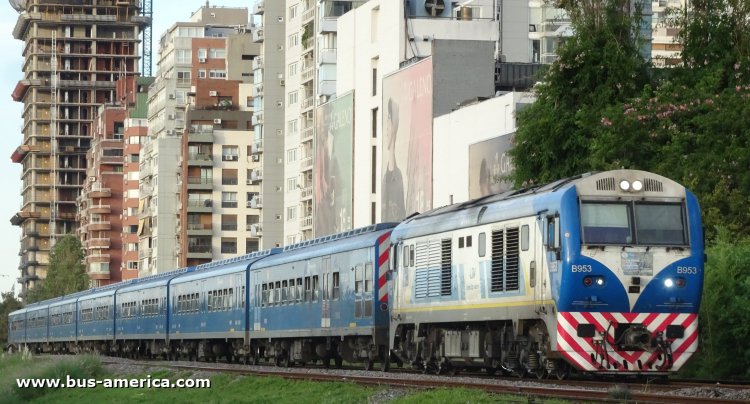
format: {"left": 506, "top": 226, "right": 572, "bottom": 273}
{"left": 8, "top": 170, "right": 704, "bottom": 378}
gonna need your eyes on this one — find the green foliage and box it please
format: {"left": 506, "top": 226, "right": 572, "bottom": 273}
{"left": 510, "top": 0, "right": 650, "bottom": 185}
{"left": 679, "top": 230, "right": 750, "bottom": 380}
{"left": 27, "top": 235, "right": 88, "bottom": 303}
{"left": 0, "top": 292, "right": 22, "bottom": 345}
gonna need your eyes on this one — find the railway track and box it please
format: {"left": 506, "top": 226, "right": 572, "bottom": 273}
{"left": 93, "top": 356, "right": 750, "bottom": 403}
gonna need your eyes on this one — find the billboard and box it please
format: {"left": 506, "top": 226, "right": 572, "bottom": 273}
{"left": 314, "top": 91, "right": 354, "bottom": 236}
{"left": 381, "top": 58, "right": 433, "bottom": 222}
{"left": 468, "top": 134, "right": 514, "bottom": 199}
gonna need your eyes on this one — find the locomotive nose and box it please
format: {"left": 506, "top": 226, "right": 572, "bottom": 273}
{"left": 618, "top": 324, "right": 652, "bottom": 351}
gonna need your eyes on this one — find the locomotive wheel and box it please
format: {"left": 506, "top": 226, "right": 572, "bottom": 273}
{"left": 555, "top": 363, "right": 571, "bottom": 380}
{"left": 363, "top": 357, "right": 373, "bottom": 371}
{"left": 380, "top": 349, "right": 390, "bottom": 372}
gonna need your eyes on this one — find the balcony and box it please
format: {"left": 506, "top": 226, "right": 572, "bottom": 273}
{"left": 88, "top": 204, "right": 111, "bottom": 214}
{"left": 87, "top": 254, "right": 110, "bottom": 264}
{"left": 319, "top": 48, "right": 337, "bottom": 65}
{"left": 187, "top": 222, "right": 212, "bottom": 235}
{"left": 253, "top": 28, "right": 264, "bottom": 43}
{"left": 301, "top": 64, "right": 315, "bottom": 83}
{"left": 319, "top": 17, "right": 336, "bottom": 33}
{"left": 301, "top": 126, "right": 314, "bottom": 142}
{"left": 187, "top": 153, "right": 213, "bottom": 166}
{"left": 187, "top": 245, "right": 212, "bottom": 259}
{"left": 89, "top": 184, "right": 111, "bottom": 198}
{"left": 300, "top": 185, "right": 313, "bottom": 200}
{"left": 86, "top": 238, "right": 111, "bottom": 249}
{"left": 188, "top": 128, "right": 213, "bottom": 143}
{"left": 187, "top": 199, "right": 213, "bottom": 212}
{"left": 301, "top": 7, "right": 315, "bottom": 23}
{"left": 138, "top": 248, "right": 152, "bottom": 259}
{"left": 221, "top": 223, "right": 238, "bottom": 231}
{"left": 187, "top": 176, "right": 212, "bottom": 190}
{"left": 87, "top": 262, "right": 110, "bottom": 280}
{"left": 301, "top": 96, "right": 315, "bottom": 111}
{"left": 248, "top": 197, "right": 263, "bottom": 209}
{"left": 302, "top": 38, "right": 314, "bottom": 54}
{"left": 300, "top": 215, "right": 313, "bottom": 229}
{"left": 300, "top": 156, "right": 313, "bottom": 170}
{"left": 221, "top": 200, "right": 238, "bottom": 208}
{"left": 88, "top": 221, "right": 111, "bottom": 231}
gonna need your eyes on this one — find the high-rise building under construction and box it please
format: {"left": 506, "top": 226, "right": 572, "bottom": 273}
{"left": 9, "top": 0, "right": 148, "bottom": 300}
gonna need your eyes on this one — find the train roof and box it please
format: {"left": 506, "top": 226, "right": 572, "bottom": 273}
{"left": 252, "top": 223, "right": 397, "bottom": 269}
{"left": 173, "top": 249, "right": 280, "bottom": 283}
{"left": 116, "top": 266, "right": 199, "bottom": 292}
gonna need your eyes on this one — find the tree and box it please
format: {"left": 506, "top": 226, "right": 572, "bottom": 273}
{"left": 27, "top": 235, "right": 89, "bottom": 303}
{"left": 0, "top": 291, "right": 23, "bottom": 346}
{"left": 509, "top": 0, "right": 651, "bottom": 185}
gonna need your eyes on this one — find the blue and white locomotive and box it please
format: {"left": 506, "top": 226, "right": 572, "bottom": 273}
{"left": 7, "top": 169, "right": 703, "bottom": 377}
{"left": 387, "top": 169, "right": 703, "bottom": 377}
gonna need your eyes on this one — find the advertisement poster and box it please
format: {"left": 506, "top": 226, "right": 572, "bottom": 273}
{"left": 468, "top": 133, "right": 514, "bottom": 199}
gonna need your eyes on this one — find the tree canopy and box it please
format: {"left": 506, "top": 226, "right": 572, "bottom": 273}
{"left": 26, "top": 234, "right": 88, "bottom": 303}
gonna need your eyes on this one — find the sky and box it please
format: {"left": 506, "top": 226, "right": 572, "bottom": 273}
{"left": 0, "top": 0, "right": 256, "bottom": 297}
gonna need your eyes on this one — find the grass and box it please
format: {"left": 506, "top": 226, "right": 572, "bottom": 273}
{"left": 0, "top": 354, "right": 575, "bottom": 404}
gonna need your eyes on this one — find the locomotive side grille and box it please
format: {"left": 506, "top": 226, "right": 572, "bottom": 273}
{"left": 596, "top": 177, "right": 616, "bottom": 191}
{"left": 492, "top": 228, "right": 519, "bottom": 292}
{"left": 505, "top": 227, "right": 520, "bottom": 290}
{"left": 644, "top": 178, "right": 664, "bottom": 192}
{"left": 441, "top": 238, "right": 452, "bottom": 296}
{"left": 491, "top": 230, "right": 504, "bottom": 292}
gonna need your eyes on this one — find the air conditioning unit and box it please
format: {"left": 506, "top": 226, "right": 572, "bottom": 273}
{"left": 213, "top": 118, "right": 222, "bottom": 124}
{"left": 168, "top": 94, "right": 175, "bottom": 99}
{"left": 251, "top": 155, "right": 260, "bottom": 162}
{"left": 88, "top": 176, "right": 96, "bottom": 182}
{"left": 209, "top": 90, "right": 218, "bottom": 96}
{"left": 199, "top": 58, "right": 207, "bottom": 63}
{"left": 276, "top": 129, "right": 283, "bottom": 136}
{"left": 279, "top": 79, "right": 285, "bottom": 86}
{"left": 276, "top": 101, "right": 283, "bottom": 108}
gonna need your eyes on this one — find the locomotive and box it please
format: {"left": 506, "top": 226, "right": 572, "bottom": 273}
{"left": 8, "top": 169, "right": 704, "bottom": 378}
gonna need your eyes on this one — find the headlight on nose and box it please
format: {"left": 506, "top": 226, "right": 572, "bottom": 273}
{"left": 619, "top": 180, "right": 631, "bottom": 191}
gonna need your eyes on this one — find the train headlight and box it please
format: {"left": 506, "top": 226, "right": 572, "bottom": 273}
{"left": 675, "top": 277, "right": 686, "bottom": 288}
{"left": 619, "top": 180, "right": 631, "bottom": 191}
{"left": 664, "top": 278, "right": 674, "bottom": 288}
{"left": 583, "top": 276, "right": 605, "bottom": 287}
{"left": 632, "top": 180, "right": 643, "bottom": 191}
{"left": 595, "top": 277, "right": 605, "bottom": 286}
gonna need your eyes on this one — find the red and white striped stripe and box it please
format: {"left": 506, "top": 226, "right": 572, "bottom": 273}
{"left": 556, "top": 312, "right": 698, "bottom": 372}
{"left": 376, "top": 232, "right": 391, "bottom": 304}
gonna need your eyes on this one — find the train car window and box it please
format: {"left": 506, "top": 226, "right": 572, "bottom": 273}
{"left": 268, "top": 283, "right": 275, "bottom": 306}
{"left": 580, "top": 203, "right": 631, "bottom": 245}
{"left": 466, "top": 236, "right": 472, "bottom": 247}
{"left": 304, "top": 277, "right": 312, "bottom": 302}
{"left": 409, "top": 245, "right": 415, "bottom": 267}
{"left": 333, "top": 272, "right": 340, "bottom": 300}
{"left": 282, "top": 280, "right": 288, "bottom": 304}
{"left": 312, "top": 276, "right": 319, "bottom": 302}
{"left": 521, "top": 225, "right": 530, "bottom": 251}
{"left": 297, "top": 278, "right": 303, "bottom": 303}
{"left": 634, "top": 203, "right": 687, "bottom": 245}
{"left": 287, "top": 279, "right": 294, "bottom": 303}
{"left": 275, "top": 282, "right": 281, "bottom": 305}
{"left": 478, "top": 233, "right": 486, "bottom": 257}
{"left": 365, "top": 263, "right": 373, "bottom": 293}
{"left": 355, "top": 265, "right": 363, "bottom": 293}
{"left": 261, "top": 284, "right": 268, "bottom": 307}
{"left": 458, "top": 237, "right": 464, "bottom": 248}
{"left": 323, "top": 274, "right": 329, "bottom": 300}
{"left": 402, "top": 245, "right": 408, "bottom": 268}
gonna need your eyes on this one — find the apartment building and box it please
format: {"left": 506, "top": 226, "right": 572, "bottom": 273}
{"left": 9, "top": 0, "right": 147, "bottom": 299}
{"left": 249, "top": 1, "right": 286, "bottom": 247}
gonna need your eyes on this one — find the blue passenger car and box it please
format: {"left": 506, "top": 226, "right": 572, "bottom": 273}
{"left": 115, "top": 269, "right": 192, "bottom": 358}
{"left": 24, "top": 302, "right": 49, "bottom": 350}
{"left": 77, "top": 287, "right": 116, "bottom": 353}
{"left": 7, "top": 307, "right": 27, "bottom": 351}
{"left": 249, "top": 224, "right": 396, "bottom": 369}
{"left": 48, "top": 295, "right": 80, "bottom": 353}
{"left": 169, "top": 251, "right": 276, "bottom": 362}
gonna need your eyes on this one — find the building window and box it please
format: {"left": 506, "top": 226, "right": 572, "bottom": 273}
{"left": 288, "top": 62, "right": 298, "bottom": 77}
{"left": 175, "top": 49, "right": 191, "bottom": 64}
{"left": 197, "top": 48, "right": 207, "bottom": 59}
{"left": 287, "top": 119, "right": 298, "bottom": 135}
{"left": 286, "top": 177, "right": 298, "bottom": 192}
{"left": 127, "top": 261, "right": 139, "bottom": 270}
{"left": 208, "top": 70, "right": 227, "bottom": 79}
{"left": 289, "top": 4, "right": 298, "bottom": 18}
{"left": 287, "top": 206, "right": 297, "bottom": 220}
{"left": 288, "top": 33, "right": 299, "bottom": 48}
{"left": 287, "top": 148, "right": 298, "bottom": 163}
{"left": 288, "top": 90, "right": 298, "bottom": 105}
{"left": 209, "top": 48, "right": 226, "bottom": 59}
{"left": 221, "top": 192, "right": 238, "bottom": 208}
{"left": 177, "top": 71, "right": 191, "bottom": 85}
{"left": 221, "top": 238, "right": 237, "bottom": 254}
{"left": 198, "top": 69, "right": 206, "bottom": 79}
{"left": 222, "top": 145, "right": 239, "bottom": 161}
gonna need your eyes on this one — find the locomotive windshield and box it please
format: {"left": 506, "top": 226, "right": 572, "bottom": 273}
{"left": 580, "top": 201, "right": 687, "bottom": 246}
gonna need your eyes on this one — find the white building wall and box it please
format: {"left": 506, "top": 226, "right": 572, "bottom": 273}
{"left": 432, "top": 92, "right": 534, "bottom": 207}
{"left": 151, "top": 135, "right": 181, "bottom": 274}
{"left": 338, "top": 0, "right": 500, "bottom": 227}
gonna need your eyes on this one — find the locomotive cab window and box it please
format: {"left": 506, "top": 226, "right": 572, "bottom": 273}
{"left": 581, "top": 201, "right": 687, "bottom": 246}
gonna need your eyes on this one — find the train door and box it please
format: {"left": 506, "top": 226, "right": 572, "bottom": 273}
{"left": 251, "top": 271, "right": 261, "bottom": 331}
{"left": 233, "top": 273, "right": 243, "bottom": 330}
{"left": 321, "top": 256, "right": 331, "bottom": 328}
